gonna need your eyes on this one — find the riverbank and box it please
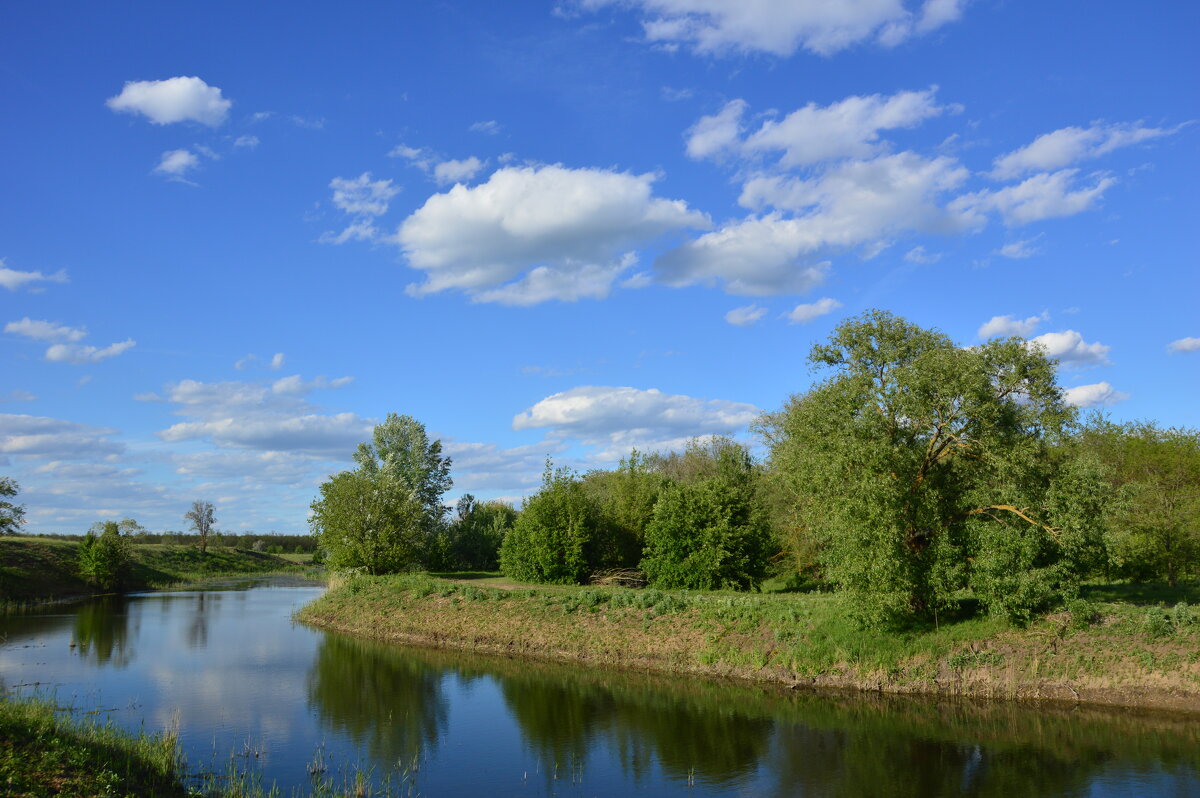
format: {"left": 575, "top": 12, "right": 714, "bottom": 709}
{"left": 299, "top": 573, "right": 1200, "bottom": 714}
{"left": 0, "top": 536, "right": 319, "bottom": 606}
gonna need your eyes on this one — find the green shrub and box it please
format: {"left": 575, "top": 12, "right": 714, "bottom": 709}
{"left": 77, "top": 521, "right": 133, "bottom": 591}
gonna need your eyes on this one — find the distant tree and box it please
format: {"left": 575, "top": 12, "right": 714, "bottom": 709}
{"left": 641, "top": 442, "right": 771, "bottom": 591}
{"left": 311, "top": 469, "right": 425, "bottom": 574}
{"left": 185, "top": 501, "right": 216, "bottom": 553}
{"left": 78, "top": 521, "right": 133, "bottom": 591}
{"left": 760, "top": 310, "right": 1109, "bottom": 627}
{"left": 1, "top": 477, "right": 26, "bottom": 535}
{"left": 1081, "top": 417, "right": 1200, "bottom": 585}
{"left": 117, "top": 517, "right": 150, "bottom": 543}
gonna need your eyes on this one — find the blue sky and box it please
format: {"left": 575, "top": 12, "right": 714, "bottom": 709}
{"left": 2, "top": 1, "right": 1197, "bottom": 534}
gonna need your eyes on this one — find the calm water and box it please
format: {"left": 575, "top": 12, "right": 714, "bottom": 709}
{"left": 1, "top": 580, "right": 1197, "bottom": 796}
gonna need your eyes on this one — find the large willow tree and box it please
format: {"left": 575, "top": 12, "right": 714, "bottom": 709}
{"left": 761, "top": 310, "right": 1108, "bottom": 627}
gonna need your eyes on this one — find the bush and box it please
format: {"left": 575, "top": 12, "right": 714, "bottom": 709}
{"left": 77, "top": 521, "right": 133, "bottom": 591}
{"left": 640, "top": 445, "right": 771, "bottom": 591}
{"left": 499, "top": 466, "right": 613, "bottom": 584}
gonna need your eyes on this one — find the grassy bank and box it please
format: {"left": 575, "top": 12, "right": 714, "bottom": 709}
{"left": 0, "top": 537, "right": 318, "bottom": 605}
{"left": 299, "top": 573, "right": 1200, "bottom": 713}
{"left": 0, "top": 694, "right": 184, "bottom": 797}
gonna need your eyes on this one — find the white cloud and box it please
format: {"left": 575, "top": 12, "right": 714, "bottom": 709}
{"left": 0, "top": 258, "right": 69, "bottom": 291}
{"left": 470, "top": 120, "right": 501, "bottom": 135}
{"left": 395, "top": 164, "right": 708, "bottom": 304}
{"left": 388, "top": 144, "right": 436, "bottom": 172}
{"left": 172, "top": 450, "right": 315, "bottom": 486}
{"left": 441, "top": 439, "right": 550, "bottom": 493}
{"left": 1167, "top": 337, "right": 1200, "bottom": 354}
{"left": 741, "top": 88, "right": 948, "bottom": 168}
{"left": 0, "top": 413, "right": 124, "bottom": 459}
{"left": 684, "top": 99, "right": 747, "bottom": 160}
{"left": 156, "top": 376, "right": 367, "bottom": 458}
{"left": 995, "top": 237, "right": 1040, "bottom": 259}
{"left": 978, "top": 312, "right": 1047, "bottom": 339}
{"left": 270, "top": 352, "right": 286, "bottom": 370}
{"left": 44, "top": 339, "right": 136, "bottom": 365}
{"left": 1028, "top": 330, "right": 1111, "bottom": 367}
{"left": 951, "top": 169, "right": 1115, "bottom": 227}
{"left": 660, "top": 152, "right": 971, "bottom": 296}
{"left": 513, "top": 385, "right": 758, "bottom": 460}
{"left": 904, "top": 245, "right": 941, "bottom": 263}
{"left": 787, "top": 297, "right": 843, "bottom": 324}
{"left": 655, "top": 215, "right": 831, "bottom": 295}
{"left": 4, "top": 318, "right": 87, "bottom": 343}
{"left": 234, "top": 134, "right": 260, "bottom": 149}
{"left": 154, "top": 149, "right": 200, "bottom": 178}
{"left": 1063, "top": 382, "right": 1130, "bottom": 408}
{"left": 991, "top": 122, "right": 1184, "bottom": 180}
{"left": 578, "top": 0, "right": 969, "bottom": 57}
{"left": 433, "top": 157, "right": 486, "bottom": 186}
{"left": 329, "top": 172, "right": 398, "bottom": 216}
{"left": 724, "top": 304, "right": 768, "bottom": 326}
{"left": 106, "top": 76, "right": 231, "bottom": 126}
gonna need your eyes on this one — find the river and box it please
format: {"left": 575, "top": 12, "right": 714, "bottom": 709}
{"left": 1, "top": 579, "right": 1197, "bottom": 796}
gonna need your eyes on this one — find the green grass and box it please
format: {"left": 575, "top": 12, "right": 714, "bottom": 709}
{"left": 0, "top": 693, "right": 184, "bottom": 797}
{"left": 0, "top": 537, "right": 319, "bottom": 605}
{"left": 303, "top": 572, "right": 1200, "bottom": 710}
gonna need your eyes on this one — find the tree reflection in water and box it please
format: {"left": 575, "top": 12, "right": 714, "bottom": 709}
{"left": 71, "top": 596, "right": 135, "bottom": 667}
{"left": 307, "top": 634, "right": 449, "bottom": 765}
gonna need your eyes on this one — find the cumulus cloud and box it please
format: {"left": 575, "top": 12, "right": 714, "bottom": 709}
{"left": 513, "top": 385, "right": 759, "bottom": 461}
{"left": 0, "top": 390, "right": 37, "bottom": 403}
{"left": 659, "top": 151, "right": 971, "bottom": 296}
{"left": 1028, "top": 330, "right": 1111, "bottom": 367}
{"left": 1062, "top": 382, "right": 1130, "bottom": 408}
{"left": 991, "top": 122, "right": 1184, "bottom": 180}
{"left": 0, "top": 258, "right": 69, "bottom": 291}
{"left": 154, "top": 149, "right": 200, "bottom": 179}
{"left": 787, "top": 297, "right": 843, "bottom": 324}
{"left": 0, "top": 413, "right": 125, "bottom": 459}
{"left": 441, "top": 439, "right": 550, "bottom": 493}
{"left": 4, "top": 318, "right": 87, "bottom": 343}
{"left": 577, "top": 0, "right": 969, "bottom": 57}
{"left": 395, "top": 164, "right": 708, "bottom": 304}
{"left": 156, "top": 375, "right": 367, "bottom": 457}
{"left": 690, "top": 88, "right": 949, "bottom": 168}
{"left": 904, "top": 245, "right": 941, "bottom": 263}
{"left": 1167, "top": 337, "right": 1200, "bottom": 354}
{"left": 978, "top": 312, "right": 1048, "bottom": 339}
{"left": 951, "top": 169, "right": 1115, "bottom": 227}
{"left": 106, "top": 76, "right": 231, "bottom": 126}
{"left": 724, "top": 304, "right": 768, "bottom": 326}
{"left": 433, "top": 157, "right": 486, "bottom": 185}
{"left": 234, "top": 135, "right": 260, "bottom": 149}
{"left": 469, "top": 120, "right": 501, "bottom": 135}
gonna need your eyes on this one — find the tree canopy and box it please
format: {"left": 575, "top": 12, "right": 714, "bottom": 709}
{"left": 760, "top": 310, "right": 1108, "bottom": 626}
{"left": 1, "top": 477, "right": 26, "bottom": 535}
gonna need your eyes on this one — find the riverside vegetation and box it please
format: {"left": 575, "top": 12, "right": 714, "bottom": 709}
{"left": 302, "top": 311, "right": 1200, "bottom": 711}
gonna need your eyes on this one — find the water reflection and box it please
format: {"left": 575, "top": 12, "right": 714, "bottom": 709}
{"left": 307, "top": 634, "right": 448, "bottom": 764}
{"left": 71, "top": 596, "right": 136, "bottom": 667}
{"left": 304, "top": 635, "right": 1200, "bottom": 796}
{"left": 2, "top": 585, "right": 1197, "bottom": 797}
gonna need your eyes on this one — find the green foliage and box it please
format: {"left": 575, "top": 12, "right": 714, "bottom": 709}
{"left": 354, "top": 412, "right": 453, "bottom": 528}
{"left": 641, "top": 442, "right": 771, "bottom": 591}
{"left": 1080, "top": 417, "right": 1200, "bottom": 586}
{"left": 0, "top": 476, "right": 25, "bottom": 535}
{"left": 499, "top": 464, "right": 611, "bottom": 584}
{"left": 311, "top": 469, "right": 426, "bottom": 574}
{"left": 77, "top": 520, "right": 134, "bottom": 591}
{"left": 581, "top": 449, "right": 669, "bottom": 565}
{"left": 313, "top": 413, "right": 452, "bottom": 574}
{"left": 431, "top": 494, "right": 517, "bottom": 571}
{"left": 761, "top": 310, "right": 1108, "bottom": 628}
{"left": 184, "top": 500, "right": 215, "bottom": 554}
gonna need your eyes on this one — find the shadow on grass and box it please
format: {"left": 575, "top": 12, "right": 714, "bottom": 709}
{"left": 1081, "top": 580, "right": 1200, "bottom": 606}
